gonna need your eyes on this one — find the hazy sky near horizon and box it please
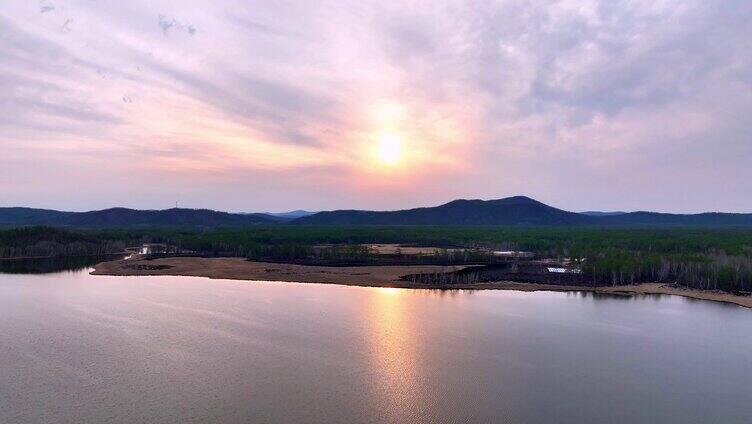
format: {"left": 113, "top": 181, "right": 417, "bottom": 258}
{"left": 2, "top": 0, "right": 751, "bottom": 213}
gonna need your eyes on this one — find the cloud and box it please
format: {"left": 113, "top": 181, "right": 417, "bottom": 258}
{"left": 158, "top": 14, "right": 196, "bottom": 36}
{"left": 0, "top": 0, "right": 750, "bottom": 212}
{"left": 39, "top": 3, "right": 55, "bottom": 14}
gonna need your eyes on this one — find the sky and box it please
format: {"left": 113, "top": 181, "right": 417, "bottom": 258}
{"left": 1, "top": 0, "right": 751, "bottom": 213}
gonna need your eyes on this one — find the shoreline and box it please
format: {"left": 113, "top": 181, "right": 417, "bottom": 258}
{"left": 91, "top": 256, "right": 752, "bottom": 309}
{"left": 0, "top": 253, "right": 123, "bottom": 261}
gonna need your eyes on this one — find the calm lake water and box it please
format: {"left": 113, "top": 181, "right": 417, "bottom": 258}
{"left": 1, "top": 269, "right": 751, "bottom": 423}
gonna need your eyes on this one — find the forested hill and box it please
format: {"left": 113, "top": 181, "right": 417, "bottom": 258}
{"left": 0, "top": 207, "right": 275, "bottom": 228}
{"left": 4, "top": 197, "right": 752, "bottom": 227}
{"left": 295, "top": 196, "right": 591, "bottom": 225}
{"left": 295, "top": 196, "right": 752, "bottom": 226}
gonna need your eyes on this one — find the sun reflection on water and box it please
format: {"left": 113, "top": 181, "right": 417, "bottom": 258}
{"left": 363, "top": 286, "right": 428, "bottom": 420}
{"left": 377, "top": 287, "right": 401, "bottom": 295}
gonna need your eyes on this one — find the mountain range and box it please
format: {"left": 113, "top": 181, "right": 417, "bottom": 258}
{"left": 257, "top": 210, "right": 317, "bottom": 221}
{"left": 295, "top": 196, "right": 752, "bottom": 226}
{"left": 0, "top": 207, "right": 274, "bottom": 227}
{"left": 2, "top": 196, "right": 752, "bottom": 227}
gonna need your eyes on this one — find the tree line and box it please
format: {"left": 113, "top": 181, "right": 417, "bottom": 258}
{"left": 2, "top": 225, "right": 751, "bottom": 293}
{"left": 0, "top": 227, "right": 125, "bottom": 259}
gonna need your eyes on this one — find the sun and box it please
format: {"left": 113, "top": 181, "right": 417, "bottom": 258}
{"left": 376, "top": 133, "right": 403, "bottom": 165}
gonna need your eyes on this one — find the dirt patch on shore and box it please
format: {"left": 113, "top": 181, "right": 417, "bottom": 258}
{"left": 92, "top": 257, "right": 469, "bottom": 286}
{"left": 91, "top": 257, "right": 752, "bottom": 309}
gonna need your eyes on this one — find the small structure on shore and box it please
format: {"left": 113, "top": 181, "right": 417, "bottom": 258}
{"left": 547, "top": 267, "right": 582, "bottom": 274}
{"left": 493, "top": 250, "right": 534, "bottom": 258}
{"left": 140, "top": 243, "right": 168, "bottom": 255}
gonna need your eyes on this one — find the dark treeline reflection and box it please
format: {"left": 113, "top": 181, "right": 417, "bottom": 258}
{"left": 0, "top": 255, "right": 119, "bottom": 274}
{"left": 566, "top": 291, "right": 665, "bottom": 303}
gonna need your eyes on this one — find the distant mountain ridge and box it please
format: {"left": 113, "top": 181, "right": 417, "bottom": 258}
{"left": 580, "top": 211, "right": 627, "bottom": 217}
{"left": 295, "top": 196, "right": 591, "bottom": 225}
{"left": 0, "top": 207, "right": 274, "bottom": 227}
{"left": 258, "top": 210, "right": 317, "bottom": 221}
{"left": 295, "top": 196, "right": 752, "bottom": 226}
{"left": 3, "top": 197, "right": 752, "bottom": 227}
{"left": 596, "top": 211, "right": 752, "bottom": 227}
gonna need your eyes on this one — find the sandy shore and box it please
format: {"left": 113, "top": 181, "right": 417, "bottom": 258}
{"left": 92, "top": 257, "right": 752, "bottom": 309}
{"left": 91, "top": 257, "right": 472, "bottom": 287}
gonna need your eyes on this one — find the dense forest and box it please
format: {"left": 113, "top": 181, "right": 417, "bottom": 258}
{"left": 1, "top": 225, "right": 751, "bottom": 293}
{"left": 0, "top": 227, "right": 126, "bottom": 259}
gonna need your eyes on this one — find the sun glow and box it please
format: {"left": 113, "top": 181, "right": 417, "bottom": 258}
{"left": 378, "top": 287, "right": 401, "bottom": 295}
{"left": 376, "top": 133, "right": 403, "bottom": 165}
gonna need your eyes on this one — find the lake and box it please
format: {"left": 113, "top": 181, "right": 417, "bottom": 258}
{"left": 1, "top": 268, "right": 751, "bottom": 423}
